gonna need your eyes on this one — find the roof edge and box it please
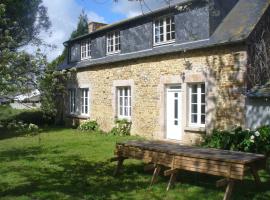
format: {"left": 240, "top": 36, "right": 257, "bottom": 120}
{"left": 64, "top": 0, "right": 199, "bottom": 45}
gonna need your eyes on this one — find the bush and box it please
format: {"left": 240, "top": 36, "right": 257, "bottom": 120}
{"left": 202, "top": 126, "right": 270, "bottom": 155}
{"left": 78, "top": 120, "right": 99, "bottom": 132}
{"left": 5, "top": 120, "right": 40, "bottom": 135}
{"left": 109, "top": 119, "right": 131, "bottom": 136}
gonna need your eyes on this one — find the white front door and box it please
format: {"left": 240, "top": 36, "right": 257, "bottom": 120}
{"left": 166, "top": 85, "right": 182, "bottom": 140}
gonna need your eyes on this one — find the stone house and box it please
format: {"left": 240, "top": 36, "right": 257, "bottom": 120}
{"left": 61, "top": 0, "right": 270, "bottom": 144}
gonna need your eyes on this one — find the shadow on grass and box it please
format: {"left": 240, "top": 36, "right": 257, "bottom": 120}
{"left": 0, "top": 145, "right": 269, "bottom": 200}
{"left": 0, "top": 126, "right": 71, "bottom": 140}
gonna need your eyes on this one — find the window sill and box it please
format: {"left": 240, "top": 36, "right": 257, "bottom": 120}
{"left": 106, "top": 51, "right": 121, "bottom": 56}
{"left": 67, "top": 114, "right": 90, "bottom": 119}
{"left": 81, "top": 57, "right": 91, "bottom": 61}
{"left": 184, "top": 126, "right": 206, "bottom": 133}
{"left": 116, "top": 116, "right": 131, "bottom": 122}
{"left": 153, "top": 40, "right": 175, "bottom": 47}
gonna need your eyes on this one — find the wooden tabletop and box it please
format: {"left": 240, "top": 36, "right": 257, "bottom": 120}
{"left": 117, "top": 140, "right": 266, "bottom": 164}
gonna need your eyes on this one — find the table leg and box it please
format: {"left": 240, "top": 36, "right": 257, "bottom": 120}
{"left": 251, "top": 167, "right": 261, "bottom": 185}
{"left": 113, "top": 157, "right": 125, "bottom": 176}
{"left": 223, "top": 179, "right": 234, "bottom": 200}
{"left": 166, "top": 173, "right": 176, "bottom": 191}
{"left": 150, "top": 165, "right": 161, "bottom": 186}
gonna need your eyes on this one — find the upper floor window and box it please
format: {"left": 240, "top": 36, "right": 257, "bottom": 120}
{"left": 189, "top": 83, "right": 205, "bottom": 127}
{"left": 81, "top": 39, "right": 91, "bottom": 60}
{"left": 107, "top": 30, "right": 120, "bottom": 54}
{"left": 154, "top": 15, "right": 175, "bottom": 45}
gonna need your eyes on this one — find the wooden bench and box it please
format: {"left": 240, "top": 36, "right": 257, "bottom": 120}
{"left": 111, "top": 140, "right": 267, "bottom": 200}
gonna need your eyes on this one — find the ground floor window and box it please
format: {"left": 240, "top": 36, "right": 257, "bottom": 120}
{"left": 69, "top": 89, "right": 76, "bottom": 114}
{"left": 189, "top": 83, "right": 205, "bottom": 127}
{"left": 117, "top": 86, "right": 131, "bottom": 119}
{"left": 80, "top": 88, "right": 89, "bottom": 115}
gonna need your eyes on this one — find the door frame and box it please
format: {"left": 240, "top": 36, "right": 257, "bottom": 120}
{"left": 165, "top": 84, "right": 183, "bottom": 141}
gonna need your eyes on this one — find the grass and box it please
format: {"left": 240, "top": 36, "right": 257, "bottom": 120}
{"left": 0, "top": 128, "right": 269, "bottom": 200}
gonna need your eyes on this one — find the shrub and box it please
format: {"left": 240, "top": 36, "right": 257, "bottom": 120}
{"left": 109, "top": 119, "right": 131, "bottom": 136}
{"left": 5, "top": 120, "right": 40, "bottom": 135}
{"left": 78, "top": 120, "right": 99, "bottom": 132}
{"left": 202, "top": 126, "right": 270, "bottom": 155}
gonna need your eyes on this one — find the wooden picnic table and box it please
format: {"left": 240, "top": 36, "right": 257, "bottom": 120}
{"left": 111, "top": 140, "right": 267, "bottom": 200}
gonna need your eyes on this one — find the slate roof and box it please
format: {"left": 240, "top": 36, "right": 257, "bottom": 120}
{"left": 60, "top": 0, "right": 270, "bottom": 70}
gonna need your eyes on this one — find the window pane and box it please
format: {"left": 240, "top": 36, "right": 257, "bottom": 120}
{"left": 201, "top": 94, "right": 205, "bottom": 103}
{"left": 124, "top": 97, "right": 128, "bottom": 107}
{"left": 192, "top": 104, "right": 197, "bottom": 113}
{"left": 120, "top": 106, "right": 123, "bottom": 115}
{"left": 191, "top": 114, "right": 197, "bottom": 123}
{"left": 201, "top": 115, "right": 205, "bottom": 124}
{"left": 192, "top": 85, "right": 197, "bottom": 93}
{"left": 120, "top": 96, "right": 123, "bottom": 107}
{"left": 174, "top": 99, "right": 178, "bottom": 119}
{"left": 201, "top": 105, "right": 205, "bottom": 114}
{"left": 192, "top": 94, "right": 197, "bottom": 103}
{"left": 201, "top": 84, "right": 205, "bottom": 93}
{"left": 167, "top": 33, "right": 171, "bottom": 41}
{"left": 172, "top": 32, "right": 175, "bottom": 40}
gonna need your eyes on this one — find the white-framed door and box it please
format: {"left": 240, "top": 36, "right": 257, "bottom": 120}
{"left": 166, "top": 85, "right": 182, "bottom": 140}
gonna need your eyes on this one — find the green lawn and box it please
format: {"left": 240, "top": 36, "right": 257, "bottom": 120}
{"left": 0, "top": 128, "right": 269, "bottom": 200}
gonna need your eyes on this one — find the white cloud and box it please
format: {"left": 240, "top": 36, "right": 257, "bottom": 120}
{"left": 112, "top": 0, "right": 184, "bottom": 18}
{"left": 24, "top": 0, "right": 105, "bottom": 62}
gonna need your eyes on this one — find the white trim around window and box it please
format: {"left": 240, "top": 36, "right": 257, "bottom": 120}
{"left": 107, "top": 30, "right": 121, "bottom": 55}
{"left": 81, "top": 39, "right": 91, "bottom": 60}
{"left": 188, "top": 83, "right": 206, "bottom": 127}
{"left": 80, "top": 88, "right": 89, "bottom": 116}
{"left": 153, "top": 15, "right": 175, "bottom": 46}
{"left": 69, "top": 89, "right": 76, "bottom": 114}
{"left": 117, "top": 86, "right": 131, "bottom": 119}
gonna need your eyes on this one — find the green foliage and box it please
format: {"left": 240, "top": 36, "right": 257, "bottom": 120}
{"left": 39, "top": 9, "right": 88, "bottom": 123}
{"left": 78, "top": 120, "right": 99, "bottom": 132}
{"left": 0, "top": 105, "right": 52, "bottom": 132}
{"left": 0, "top": 128, "right": 269, "bottom": 199}
{"left": 5, "top": 120, "right": 40, "bottom": 136}
{"left": 202, "top": 126, "right": 270, "bottom": 155}
{"left": 0, "top": 1, "right": 49, "bottom": 97}
{"left": 109, "top": 119, "right": 132, "bottom": 136}
{"left": 39, "top": 57, "right": 76, "bottom": 123}
{"left": 1, "top": 0, "right": 51, "bottom": 47}
{"left": 70, "top": 10, "right": 89, "bottom": 39}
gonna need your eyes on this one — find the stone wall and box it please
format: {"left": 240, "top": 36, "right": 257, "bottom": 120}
{"left": 67, "top": 44, "right": 247, "bottom": 144}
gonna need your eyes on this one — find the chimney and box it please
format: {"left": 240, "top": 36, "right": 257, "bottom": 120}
{"left": 88, "top": 22, "right": 107, "bottom": 33}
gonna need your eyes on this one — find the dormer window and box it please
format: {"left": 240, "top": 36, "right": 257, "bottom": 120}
{"left": 107, "top": 30, "right": 120, "bottom": 54}
{"left": 81, "top": 39, "right": 91, "bottom": 60}
{"left": 154, "top": 15, "right": 175, "bottom": 45}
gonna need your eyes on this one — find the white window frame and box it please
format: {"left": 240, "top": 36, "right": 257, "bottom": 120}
{"left": 81, "top": 39, "right": 91, "bottom": 60}
{"left": 107, "top": 30, "right": 120, "bottom": 55}
{"left": 188, "top": 83, "right": 206, "bottom": 127}
{"left": 80, "top": 88, "right": 89, "bottom": 116}
{"left": 153, "top": 15, "right": 175, "bottom": 46}
{"left": 117, "top": 86, "right": 131, "bottom": 119}
{"left": 69, "top": 89, "right": 76, "bottom": 114}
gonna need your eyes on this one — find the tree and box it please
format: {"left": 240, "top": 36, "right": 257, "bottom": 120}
{"left": 0, "top": 1, "right": 50, "bottom": 98}
{"left": 39, "top": 56, "right": 76, "bottom": 123}
{"left": 1, "top": 0, "right": 51, "bottom": 48}
{"left": 39, "top": 10, "right": 88, "bottom": 123}
{"left": 70, "top": 10, "right": 89, "bottom": 39}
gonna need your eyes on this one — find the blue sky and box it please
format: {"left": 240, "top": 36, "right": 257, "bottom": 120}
{"left": 24, "top": 0, "right": 183, "bottom": 61}
{"left": 75, "top": 0, "right": 126, "bottom": 24}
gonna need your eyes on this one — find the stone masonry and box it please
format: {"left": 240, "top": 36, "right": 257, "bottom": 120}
{"left": 67, "top": 44, "right": 248, "bottom": 145}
